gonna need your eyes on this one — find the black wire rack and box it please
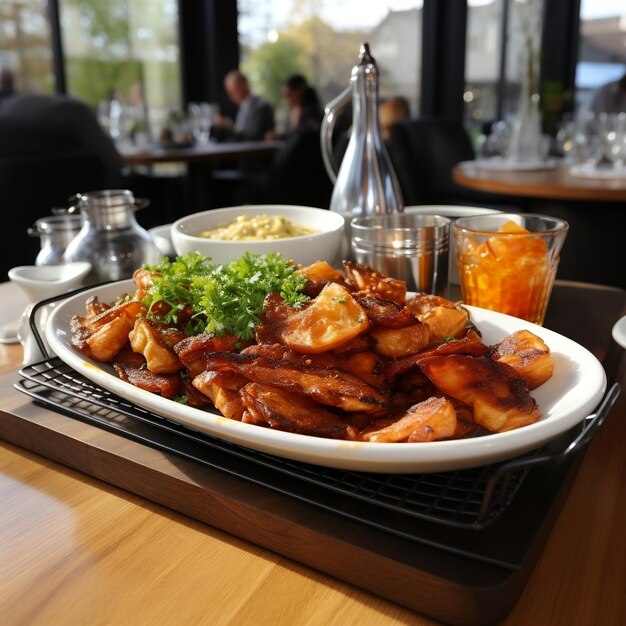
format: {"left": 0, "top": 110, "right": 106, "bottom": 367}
{"left": 16, "top": 357, "right": 619, "bottom": 540}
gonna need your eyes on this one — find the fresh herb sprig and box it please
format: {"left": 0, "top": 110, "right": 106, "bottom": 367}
{"left": 142, "top": 251, "right": 309, "bottom": 339}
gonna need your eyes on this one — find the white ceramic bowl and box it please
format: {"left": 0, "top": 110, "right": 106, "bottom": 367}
{"left": 8, "top": 262, "right": 92, "bottom": 302}
{"left": 171, "top": 205, "right": 345, "bottom": 266}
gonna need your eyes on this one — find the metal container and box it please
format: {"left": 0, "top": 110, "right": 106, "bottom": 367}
{"left": 28, "top": 213, "right": 83, "bottom": 266}
{"left": 350, "top": 213, "right": 450, "bottom": 296}
{"left": 320, "top": 42, "right": 404, "bottom": 259}
{"left": 63, "top": 189, "right": 160, "bottom": 283}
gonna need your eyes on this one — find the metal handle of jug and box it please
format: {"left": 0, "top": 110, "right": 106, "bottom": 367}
{"left": 320, "top": 85, "right": 352, "bottom": 184}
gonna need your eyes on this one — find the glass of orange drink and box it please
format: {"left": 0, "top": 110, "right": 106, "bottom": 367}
{"left": 453, "top": 214, "right": 569, "bottom": 325}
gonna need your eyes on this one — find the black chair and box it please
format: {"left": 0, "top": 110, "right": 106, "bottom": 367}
{"left": 386, "top": 116, "right": 521, "bottom": 209}
{"left": 0, "top": 118, "right": 113, "bottom": 279}
{"left": 234, "top": 128, "right": 334, "bottom": 209}
{"left": 1, "top": 150, "right": 110, "bottom": 279}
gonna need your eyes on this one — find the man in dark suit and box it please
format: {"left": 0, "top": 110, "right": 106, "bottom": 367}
{"left": 212, "top": 70, "right": 275, "bottom": 142}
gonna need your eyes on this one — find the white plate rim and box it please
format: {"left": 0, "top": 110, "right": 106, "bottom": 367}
{"left": 45, "top": 279, "right": 607, "bottom": 473}
{"left": 612, "top": 315, "right": 626, "bottom": 349}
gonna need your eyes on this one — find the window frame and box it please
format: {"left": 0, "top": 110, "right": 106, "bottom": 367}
{"left": 45, "top": 0, "right": 580, "bottom": 128}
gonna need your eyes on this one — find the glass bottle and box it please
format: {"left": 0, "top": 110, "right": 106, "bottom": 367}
{"left": 321, "top": 43, "right": 404, "bottom": 259}
{"left": 28, "top": 213, "right": 83, "bottom": 266}
{"left": 63, "top": 189, "right": 161, "bottom": 283}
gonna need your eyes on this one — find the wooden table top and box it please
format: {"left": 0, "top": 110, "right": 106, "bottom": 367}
{"left": 120, "top": 139, "right": 282, "bottom": 166}
{"left": 1, "top": 279, "right": 625, "bottom": 626}
{"left": 453, "top": 160, "right": 626, "bottom": 202}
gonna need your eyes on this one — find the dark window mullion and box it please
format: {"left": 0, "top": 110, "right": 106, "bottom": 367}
{"left": 421, "top": 0, "right": 467, "bottom": 121}
{"left": 47, "top": 0, "right": 66, "bottom": 94}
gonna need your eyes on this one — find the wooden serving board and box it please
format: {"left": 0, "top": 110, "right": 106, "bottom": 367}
{"left": 0, "top": 367, "right": 584, "bottom": 626}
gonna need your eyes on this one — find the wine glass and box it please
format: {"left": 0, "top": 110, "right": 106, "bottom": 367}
{"left": 604, "top": 112, "right": 626, "bottom": 171}
{"left": 571, "top": 111, "right": 604, "bottom": 169}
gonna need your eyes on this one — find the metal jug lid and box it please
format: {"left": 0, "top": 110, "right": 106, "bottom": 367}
{"left": 66, "top": 189, "right": 150, "bottom": 213}
{"left": 28, "top": 213, "right": 82, "bottom": 237}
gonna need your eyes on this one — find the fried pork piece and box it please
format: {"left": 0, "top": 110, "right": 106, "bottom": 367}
{"left": 406, "top": 293, "right": 458, "bottom": 318}
{"left": 129, "top": 317, "right": 183, "bottom": 374}
{"left": 275, "top": 282, "right": 371, "bottom": 354}
{"left": 242, "top": 343, "right": 386, "bottom": 390}
{"left": 419, "top": 305, "right": 470, "bottom": 342}
{"left": 355, "top": 296, "right": 418, "bottom": 328}
{"left": 384, "top": 328, "right": 488, "bottom": 381}
{"left": 255, "top": 293, "right": 295, "bottom": 345}
{"left": 419, "top": 355, "right": 541, "bottom": 432}
{"left": 179, "top": 376, "right": 214, "bottom": 408}
{"left": 406, "top": 293, "right": 470, "bottom": 341}
{"left": 71, "top": 299, "right": 145, "bottom": 361}
{"left": 446, "top": 401, "right": 481, "bottom": 440}
{"left": 192, "top": 370, "right": 247, "bottom": 420}
{"left": 175, "top": 332, "right": 252, "bottom": 378}
{"left": 361, "top": 396, "right": 458, "bottom": 443}
{"left": 84, "top": 295, "right": 111, "bottom": 317}
{"left": 240, "top": 382, "right": 358, "bottom": 439}
{"left": 198, "top": 351, "right": 392, "bottom": 414}
{"left": 390, "top": 368, "right": 439, "bottom": 409}
{"left": 491, "top": 330, "right": 553, "bottom": 390}
{"left": 369, "top": 322, "right": 431, "bottom": 358}
{"left": 133, "top": 268, "right": 156, "bottom": 299}
{"left": 297, "top": 260, "right": 348, "bottom": 297}
{"left": 342, "top": 260, "right": 407, "bottom": 305}
{"left": 112, "top": 349, "right": 181, "bottom": 398}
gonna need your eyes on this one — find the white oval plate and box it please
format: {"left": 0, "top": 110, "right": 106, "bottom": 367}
{"left": 45, "top": 280, "right": 607, "bottom": 474}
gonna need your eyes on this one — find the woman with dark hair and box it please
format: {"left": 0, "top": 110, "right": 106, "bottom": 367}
{"left": 265, "top": 73, "right": 322, "bottom": 140}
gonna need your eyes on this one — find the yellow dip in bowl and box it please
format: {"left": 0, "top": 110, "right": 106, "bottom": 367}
{"left": 199, "top": 214, "right": 319, "bottom": 241}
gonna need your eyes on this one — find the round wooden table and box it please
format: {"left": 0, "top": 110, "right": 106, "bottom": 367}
{"left": 452, "top": 160, "right": 626, "bottom": 288}
{"left": 452, "top": 160, "right": 626, "bottom": 202}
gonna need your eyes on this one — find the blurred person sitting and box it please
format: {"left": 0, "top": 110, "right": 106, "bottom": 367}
{"left": 379, "top": 95, "right": 411, "bottom": 143}
{"left": 0, "top": 68, "right": 16, "bottom": 102}
{"left": 587, "top": 71, "right": 626, "bottom": 115}
{"left": 0, "top": 92, "right": 127, "bottom": 276}
{"left": 0, "top": 92, "right": 125, "bottom": 184}
{"left": 265, "top": 74, "right": 323, "bottom": 141}
{"left": 211, "top": 70, "right": 275, "bottom": 142}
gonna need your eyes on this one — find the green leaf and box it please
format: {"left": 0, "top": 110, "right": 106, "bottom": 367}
{"left": 140, "top": 251, "right": 309, "bottom": 340}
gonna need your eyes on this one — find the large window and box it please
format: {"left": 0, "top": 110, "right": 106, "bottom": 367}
{"left": 237, "top": 0, "right": 422, "bottom": 118}
{"left": 58, "top": 0, "right": 181, "bottom": 140}
{"left": 464, "top": 0, "right": 503, "bottom": 134}
{"left": 464, "top": 0, "right": 547, "bottom": 142}
{"left": 575, "top": 0, "right": 626, "bottom": 112}
{"left": 0, "top": 0, "right": 55, "bottom": 94}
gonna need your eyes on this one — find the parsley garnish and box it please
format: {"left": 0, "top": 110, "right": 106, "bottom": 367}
{"left": 141, "top": 251, "right": 309, "bottom": 339}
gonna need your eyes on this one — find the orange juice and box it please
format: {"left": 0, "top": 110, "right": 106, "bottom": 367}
{"left": 455, "top": 218, "right": 567, "bottom": 325}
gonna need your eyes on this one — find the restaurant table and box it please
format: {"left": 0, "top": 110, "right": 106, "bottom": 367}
{"left": 452, "top": 160, "right": 626, "bottom": 202}
{"left": 451, "top": 160, "right": 626, "bottom": 288}
{"left": 119, "top": 140, "right": 283, "bottom": 215}
{"left": 119, "top": 140, "right": 283, "bottom": 167}
{"left": 1, "top": 278, "right": 625, "bottom": 626}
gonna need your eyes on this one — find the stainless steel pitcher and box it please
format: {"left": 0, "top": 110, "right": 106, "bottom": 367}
{"left": 321, "top": 42, "right": 404, "bottom": 258}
